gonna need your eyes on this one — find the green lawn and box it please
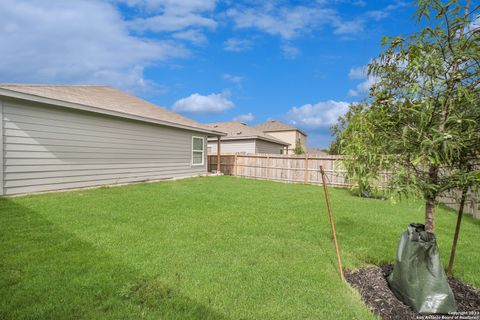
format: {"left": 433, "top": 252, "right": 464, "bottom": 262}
{"left": 1, "top": 176, "right": 479, "bottom": 320}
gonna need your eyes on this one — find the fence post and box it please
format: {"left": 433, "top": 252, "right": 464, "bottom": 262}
{"left": 234, "top": 153, "right": 238, "bottom": 176}
{"left": 304, "top": 155, "right": 309, "bottom": 183}
{"left": 472, "top": 192, "right": 479, "bottom": 219}
{"left": 332, "top": 159, "right": 335, "bottom": 184}
{"left": 266, "top": 155, "right": 270, "bottom": 179}
{"left": 216, "top": 137, "right": 221, "bottom": 173}
{"left": 288, "top": 155, "right": 291, "bottom": 183}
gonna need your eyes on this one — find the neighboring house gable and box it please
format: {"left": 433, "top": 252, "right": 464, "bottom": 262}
{"left": 206, "top": 122, "right": 288, "bottom": 154}
{"left": 254, "top": 120, "right": 307, "bottom": 154}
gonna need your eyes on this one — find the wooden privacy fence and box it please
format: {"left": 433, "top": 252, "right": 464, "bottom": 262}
{"left": 438, "top": 190, "right": 479, "bottom": 219}
{"left": 208, "top": 153, "right": 352, "bottom": 187}
{"left": 208, "top": 153, "right": 479, "bottom": 219}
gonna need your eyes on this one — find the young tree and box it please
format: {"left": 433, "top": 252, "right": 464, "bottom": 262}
{"left": 293, "top": 139, "right": 305, "bottom": 155}
{"left": 334, "top": 0, "right": 480, "bottom": 233}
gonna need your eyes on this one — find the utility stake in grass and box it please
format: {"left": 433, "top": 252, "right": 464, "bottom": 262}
{"left": 319, "top": 165, "right": 344, "bottom": 281}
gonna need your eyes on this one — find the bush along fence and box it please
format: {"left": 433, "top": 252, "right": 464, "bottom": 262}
{"left": 208, "top": 153, "right": 479, "bottom": 219}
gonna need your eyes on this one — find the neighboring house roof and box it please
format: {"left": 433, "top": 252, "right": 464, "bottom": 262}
{"left": 0, "top": 84, "right": 224, "bottom": 136}
{"left": 206, "top": 121, "right": 289, "bottom": 146}
{"left": 254, "top": 120, "right": 307, "bottom": 136}
{"left": 305, "top": 147, "right": 329, "bottom": 156}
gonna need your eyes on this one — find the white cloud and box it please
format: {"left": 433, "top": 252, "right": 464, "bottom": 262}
{"left": 122, "top": 0, "right": 217, "bottom": 32}
{"left": 347, "top": 64, "right": 377, "bottom": 96}
{"left": 172, "top": 92, "right": 234, "bottom": 114}
{"left": 223, "top": 38, "right": 254, "bottom": 52}
{"left": 227, "top": 3, "right": 365, "bottom": 40}
{"left": 286, "top": 100, "right": 350, "bottom": 129}
{"left": 352, "top": 0, "right": 367, "bottom": 7}
{"left": 356, "top": 76, "right": 377, "bottom": 93}
{"left": 366, "top": 1, "right": 409, "bottom": 21}
{"left": 0, "top": 0, "right": 186, "bottom": 92}
{"left": 223, "top": 0, "right": 405, "bottom": 41}
{"left": 128, "top": 14, "right": 216, "bottom": 33}
{"left": 90, "top": 65, "right": 169, "bottom": 95}
{"left": 366, "top": 10, "right": 390, "bottom": 21}
{"left": 173, "top": 29, "right": 208, "bottom": 45}
{"left": 227, "top": 5, "right": 335, "bottom": 39}
{"left": 281, "top": 44, "right": 301, "bottom": 59}
{"left": 346, "top": 76, "right": 377, "bottom": 96}
{"left": 233, "top": 112, "right": 255, "bottom": 122}
{"left": 118, "top": 0, "right": 217, "bottom": 13}
{"left": 332, "top": 19, "right": 364, "bottom": 35}
{"left": 348, "top": 89, "right": 359, "bottom": 97}
{"left": 348, "top": 66, "right": 368, "bottom": 79}
{"left": 223, "top": 73, "right": 243, "bottom": 84}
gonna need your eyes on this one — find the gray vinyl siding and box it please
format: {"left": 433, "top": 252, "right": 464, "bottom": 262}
{"left": 208, "top": 139, "right": 256, "bottom": 154}
{"left": 2, "top": 99, "right": 208, "bottom": 195}
{"left": 255, "top": 140, "right": 284, "bottom": 154}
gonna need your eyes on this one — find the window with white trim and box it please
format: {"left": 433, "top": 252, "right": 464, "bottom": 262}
{"left": 192, "top": 136, "right": 205, "bottom": 165}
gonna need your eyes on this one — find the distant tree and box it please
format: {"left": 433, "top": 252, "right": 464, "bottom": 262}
{"left": 333, "top": 0, "right": 480, "bottom": 233}
{"left": 330, "top": 104, "right": 358, "bottom": 155}
{"left": 328, "top": 136, "right": 341, "bottom": 155}
{"left": 293, "top": 139, "right": 305, "bottom": 155}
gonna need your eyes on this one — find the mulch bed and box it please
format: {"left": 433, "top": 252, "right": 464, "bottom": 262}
{"left": 345, "top": 265, "right": 480, "bottom": 320}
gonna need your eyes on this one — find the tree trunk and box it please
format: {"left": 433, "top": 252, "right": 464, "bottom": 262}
{"left": 425, "top": 163, "right": 439, "bottom": 234}
{"left": 425, "top": 197, "right": 436, "bottom": 233}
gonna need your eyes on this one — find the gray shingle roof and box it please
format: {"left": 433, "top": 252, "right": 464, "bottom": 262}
{"left": 254, "top": 120, "right": 307, "bottom": 136}
{"left": 305, "top": 147, "right": 329, "bottom": 156}
{"left": 206, "top": 122, "right": 289, "bottom": 145}
{"left": 0, "top": 84, "right": 223, "bottom": 135}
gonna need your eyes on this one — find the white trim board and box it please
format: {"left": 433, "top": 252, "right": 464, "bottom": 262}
{"left": 0, "top": 100, "right": 4, "bottom": 195}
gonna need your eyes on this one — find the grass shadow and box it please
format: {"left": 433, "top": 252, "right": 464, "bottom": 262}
{"left": 0, "top": 197, "right": 227, "bottom": 320}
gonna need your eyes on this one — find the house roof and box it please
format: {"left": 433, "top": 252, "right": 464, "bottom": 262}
{"left": 206, "top": 122, "right": 289, "bottom": 146}
{"left": 254, "top": 120, "right": 307, "bottom": 136}
{"left": 305, "top": 146, "right": 329, "bottom": 156}
{"left": 0, "top": 84, "right": 224, "bottom": 136}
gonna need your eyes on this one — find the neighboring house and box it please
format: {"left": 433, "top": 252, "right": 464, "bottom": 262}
{"left": 0, "top": 84, "right": 224, "bottom": 195}
{"left": 305, "top": 147, "right": 329, "bottom": 156}
{"left": 206, "top": 122, "right": 289, "bottom": 154}
{"left": 254, "top": 120, "right": 307, "bottom": 154}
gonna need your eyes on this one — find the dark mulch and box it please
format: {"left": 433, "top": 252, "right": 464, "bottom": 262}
{"left": 345, "top": 265, "right": 480, "bottom": 320}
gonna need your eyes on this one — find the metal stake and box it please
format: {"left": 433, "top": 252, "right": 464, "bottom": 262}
{"left": 447, "top": 187, "right": 468, "bottom": 275}
{"left": 320, "top": 165, "right": 345, "bottom": 281}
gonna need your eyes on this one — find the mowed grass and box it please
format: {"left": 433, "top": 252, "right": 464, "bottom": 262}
{"left": 1, "top": 176, "right": 479, "bottom": 320}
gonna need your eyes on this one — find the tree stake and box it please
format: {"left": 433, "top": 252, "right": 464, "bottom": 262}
{"left": 320, "top": 165, "right": 345, "bottom": 281}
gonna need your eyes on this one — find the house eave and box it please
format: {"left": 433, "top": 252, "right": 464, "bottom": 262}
{"left": 262, "top": 128, "right": 308, "bottom": 137}
{"left": 208, "top": 135, "right": 289, "bottom": 146}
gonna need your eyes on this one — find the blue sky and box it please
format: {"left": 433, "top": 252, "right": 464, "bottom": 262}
{"left": 0, "top": 0, "right": 418, "bottom": 148}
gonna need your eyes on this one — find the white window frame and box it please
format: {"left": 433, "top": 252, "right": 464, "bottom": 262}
{"left": 191, "top": 136, "right": 205, "bottom": 166}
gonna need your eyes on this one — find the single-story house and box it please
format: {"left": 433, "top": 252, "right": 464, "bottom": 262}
{"left": 0, "top": 84, "right": 224, "bottom": 196}
{"left": 206, "top": 122, "right": 289, "bottom": 154}
{"left": 254, "top": 120, "right": 307, "bottom": 155}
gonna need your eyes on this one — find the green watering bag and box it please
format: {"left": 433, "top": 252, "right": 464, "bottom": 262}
{"left": 387, "top": 223, "right": 456, "bottom": 314}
